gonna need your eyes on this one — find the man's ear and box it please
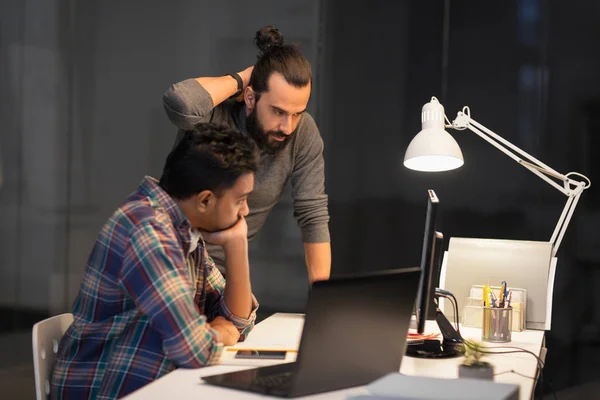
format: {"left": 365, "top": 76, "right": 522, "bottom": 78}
{"left": 196, "top": 190, "right": 215, "bottom": 213}
{"left": 244, "top": 86, "right": 256, "bottom": 111}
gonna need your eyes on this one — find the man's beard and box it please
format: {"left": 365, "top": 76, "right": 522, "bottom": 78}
{"left": 246, "top": 109, "right": 291, "bottom": 155}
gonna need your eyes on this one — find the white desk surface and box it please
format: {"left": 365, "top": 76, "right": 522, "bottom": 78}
{"left": 124, "top": 313, "right": 545, "bottom": 400}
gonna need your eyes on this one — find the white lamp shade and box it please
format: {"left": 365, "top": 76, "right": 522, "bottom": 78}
{"left": 403, "top": 96, "right": 464, "bottom": 172}
{"left": 404, "top": 128, "right": 464, "bottom": 171}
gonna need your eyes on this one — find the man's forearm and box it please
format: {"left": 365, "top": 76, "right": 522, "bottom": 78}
{"left": 304, "top": 242, "right": 331, "bottom": 284}
{"left": 223, "top": 240, "right": 253, "bottom": 319}
{"left": 195, "top": 67, "right": 252, "bottom": 109}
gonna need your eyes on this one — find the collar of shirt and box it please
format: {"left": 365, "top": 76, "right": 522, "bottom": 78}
{"left": 234, "top": 101, "right": 248, "bottom": 133}
{"left": 188, "top": 229, "right": 203, "bottom": 254}
{"left": 138, "top": 176, "right": 195, "bottom": 253}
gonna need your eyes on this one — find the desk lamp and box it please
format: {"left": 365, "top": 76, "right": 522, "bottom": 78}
{"left": 404, "top": 97, "right": 591, "bottom": 257}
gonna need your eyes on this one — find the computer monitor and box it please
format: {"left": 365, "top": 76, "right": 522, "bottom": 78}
{"left": 414, "top": 190, "right": 439, "bottom": 334}
{"left": 427, "top": 231, "right": 445, "bottom": 320}
{"left": 406, "top": 190, "right": 463, "bottom": 359}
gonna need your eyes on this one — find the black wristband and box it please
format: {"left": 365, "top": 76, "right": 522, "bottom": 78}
{"left": 227, "top": 73, "right": 243, "bottom": 98}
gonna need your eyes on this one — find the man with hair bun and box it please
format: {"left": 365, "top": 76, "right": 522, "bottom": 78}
{"left": 163, "top": 25, "right": 331, "bottom": 284}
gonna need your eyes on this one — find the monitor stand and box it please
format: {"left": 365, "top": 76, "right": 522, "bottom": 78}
{"left": 405, "top": 308, "right": 464, "bottom": 359}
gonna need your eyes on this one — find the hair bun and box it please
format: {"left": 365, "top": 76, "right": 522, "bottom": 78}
{"left": 255, "top": 25, "right": 284, "bottom": 53}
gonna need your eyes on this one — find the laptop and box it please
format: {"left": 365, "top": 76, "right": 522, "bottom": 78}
{"left": 202, "top": 267, "right": 420, "bottom": 397}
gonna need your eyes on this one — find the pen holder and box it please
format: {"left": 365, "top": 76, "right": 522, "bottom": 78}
{"left": 482, "top": 307, "right": 512, "bottom": 343}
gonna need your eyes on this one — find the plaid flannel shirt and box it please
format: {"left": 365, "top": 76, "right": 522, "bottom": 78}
{"left": 51, "top": 176, "right": 258, "bottom": 399}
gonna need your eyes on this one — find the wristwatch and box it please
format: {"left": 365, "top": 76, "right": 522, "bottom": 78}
{"left": 227, "top": 73, "right": 243, "bottom": 98}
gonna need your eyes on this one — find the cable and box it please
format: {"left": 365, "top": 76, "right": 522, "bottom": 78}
{"left": 435, "top": 289, "right": 461, "bottom": 334}
{"left": 433, "top": 293, "right": 555, "bottom": 399}
{"left": 447, "top": 291, "right": 461, "bottom": 335}
{"left": 485, "top": 349, "right": 545, "bottom": 398}
{"left": 463, "top": 342, "right": 557, "bottom": 400}
{"left": 494, "top": 368, "right": 554, "bottom": 400}
{"left": 483, "top": 347, "right": 556, "bottom": 400}
{"left": 494, "top": 369, "right": 536, "bottom": 380}
{"left": 435, "top": 293, "right": 459, "bottom": 331}
{"left": 546, "top": 379, "right": 558, "bottom": 400}
{"left": 477, "top": 346, "right": 545, "bottom": 369}
{"left": 441, "top": 0, "right": 450, "bottom": 102}
{"left": 431, "top": 291, "right": 554, "bottom": 399}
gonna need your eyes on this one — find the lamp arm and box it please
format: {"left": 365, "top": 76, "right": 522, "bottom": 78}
{"left": 452, "top": 111, "right": 591, "bottom": 256}
{"left": 552, "top": 186, "right": 583, "bottom": 256}
{"left": 466, "top": 120, "right": 573, "bottom": 195}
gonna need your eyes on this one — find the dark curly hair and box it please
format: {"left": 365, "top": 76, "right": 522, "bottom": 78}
{"left": 159, "top": 123, "right": 260, "bottom": 199}
{"left": 249, "top": 25, "right": 312, "bottom": 100}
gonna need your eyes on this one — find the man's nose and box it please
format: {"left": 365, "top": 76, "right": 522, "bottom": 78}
{"left": 240, "top": 200, "right": 250, "bottom": 217}
{"left": 279, "top": 115, "right": 294, "bottom": 135}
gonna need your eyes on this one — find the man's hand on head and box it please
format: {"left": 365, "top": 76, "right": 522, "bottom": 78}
{"left": 234, "top": 66, "right": 254, "bottom": 102}
{"left": 202, "top": 216, "right": 252, "bottom": 320}
{"left": 239, "top": 66, "right": 254, "bottom": 88}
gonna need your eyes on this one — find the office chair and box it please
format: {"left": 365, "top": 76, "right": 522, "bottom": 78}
{"left": 32, "top": 313, "right": 73, "bottom": 400}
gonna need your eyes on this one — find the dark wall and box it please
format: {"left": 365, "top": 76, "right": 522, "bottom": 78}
{"left": 321, "top": 0, "right": 600, "bottom": 393}
{"left": 0, "top": 0, "right": 322, "bottom": 318}
{"left": 0, "top": 0, "right": 598, "bottom": 395}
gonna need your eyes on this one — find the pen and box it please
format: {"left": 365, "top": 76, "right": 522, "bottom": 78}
{"left": 490, "top": 290, "right": 498, "bottom": 308}
{"left": 483, "top": 285, "right": 490, "bottom": 307}
{"left": 499, "top": 281, "right": 506, "bottom": 308}
{"left": 226, "top": 348, "right": 298, "bottom": 353}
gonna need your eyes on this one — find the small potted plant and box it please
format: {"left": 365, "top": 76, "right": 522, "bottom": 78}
{"left": 458, "top": 341, "right": 494, "bottom": 380}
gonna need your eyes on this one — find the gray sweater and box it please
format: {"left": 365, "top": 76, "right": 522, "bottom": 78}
{"left": 162, "top": 79, "right": 330, "bottom": 269}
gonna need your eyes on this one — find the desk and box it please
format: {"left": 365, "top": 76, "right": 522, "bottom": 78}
{"left": 124, "top": 313, "right": 545, "bottom": 400}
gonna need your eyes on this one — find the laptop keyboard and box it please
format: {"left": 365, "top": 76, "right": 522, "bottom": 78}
{"left": 253, "top": 371, "right": 293, "bottom": 390}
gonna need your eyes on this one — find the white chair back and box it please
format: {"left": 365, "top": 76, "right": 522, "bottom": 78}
{"left": 32, "top": 313, "right": 74, "bottom": 400}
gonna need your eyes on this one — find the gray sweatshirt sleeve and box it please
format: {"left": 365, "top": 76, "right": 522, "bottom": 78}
{"left": 291, "top": 113, "right": 330, "bottom": 243}
{"left": 162, "top": 79, "right": 215, "bottom": 130}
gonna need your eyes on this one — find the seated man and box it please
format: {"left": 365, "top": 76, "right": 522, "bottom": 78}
{"left": 51, "top": 123, "right": 260, "bottom": 399}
